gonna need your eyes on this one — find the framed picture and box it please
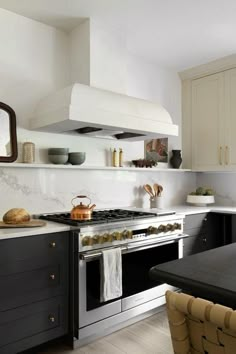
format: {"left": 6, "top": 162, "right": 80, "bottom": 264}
{"left": 145, "top": 138, "right": 168, "bottom": 163}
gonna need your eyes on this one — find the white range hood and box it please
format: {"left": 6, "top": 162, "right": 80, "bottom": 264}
{"left": 30, "top": 83, "right": 178, "bottom": 141}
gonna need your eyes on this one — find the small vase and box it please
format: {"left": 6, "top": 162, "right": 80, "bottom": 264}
{"left": 170, "top": 150, "right": 182, "bottom": 169}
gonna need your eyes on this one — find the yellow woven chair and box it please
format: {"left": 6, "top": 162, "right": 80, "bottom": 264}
{"left": 165, "top": 290, "right": 236, "bottom": 354}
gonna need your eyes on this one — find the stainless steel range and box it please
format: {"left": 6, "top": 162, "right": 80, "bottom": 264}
{"left": 40, "top": 209, "right": 188, "bottom": 348}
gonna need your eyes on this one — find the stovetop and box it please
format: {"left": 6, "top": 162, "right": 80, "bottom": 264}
{"left": 39, "top": 209, "right": 175, "bottom": 227}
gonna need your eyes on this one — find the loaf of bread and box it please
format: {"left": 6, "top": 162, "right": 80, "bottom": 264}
{"left": 3, "top": 208, "right": 30, "bottom": 224}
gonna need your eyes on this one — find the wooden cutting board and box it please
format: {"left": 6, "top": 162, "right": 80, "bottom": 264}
{"left": 0, "top": 220, "right": 47, "bottom": 228}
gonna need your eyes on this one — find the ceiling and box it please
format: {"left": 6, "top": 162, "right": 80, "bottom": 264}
{"left": 0, "top": 0, "right": 236, "bottom": 71}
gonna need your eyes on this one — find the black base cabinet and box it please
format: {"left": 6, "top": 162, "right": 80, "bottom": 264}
{"left": 0, "top": 232, "right": 69, "bottom": 354}
{"left": 183, "top": 213, "right": 224, "bottom": 257}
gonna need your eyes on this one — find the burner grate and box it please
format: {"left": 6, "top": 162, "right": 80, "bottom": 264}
{"left": 39, "top": 209, "right": 158, "bottom": 226}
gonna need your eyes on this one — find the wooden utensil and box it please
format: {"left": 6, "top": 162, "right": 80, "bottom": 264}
{"left": 144, "top": 184, "right": 155, "bottom": 198}
{"left": 153, "top": 183, "right": 159, "bottom": 197}
{"left": 158, "top": 185, "right": 163, "bottom": 196}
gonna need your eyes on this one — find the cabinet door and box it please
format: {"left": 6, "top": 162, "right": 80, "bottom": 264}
{"left": 225, "top": 68, "right": 236, "bottom": 168}
{"left": 192, "top": 73, "right": 225, "bottom": 170}
{"left": 183, "top": 233, "right": 207, "bottom": 257}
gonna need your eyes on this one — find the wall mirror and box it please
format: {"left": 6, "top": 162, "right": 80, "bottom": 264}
{"left": 0, "top": 102, "right": 17, "bottom": 162}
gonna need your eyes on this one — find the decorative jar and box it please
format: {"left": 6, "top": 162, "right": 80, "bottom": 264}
{"left": 170, "top": 150, "right": 182, "bottom": 169}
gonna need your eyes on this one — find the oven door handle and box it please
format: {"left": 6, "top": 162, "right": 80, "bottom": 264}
{"left": 126, "top": 233, "right": 189, "bottom": 252}
{"left": 79, "top": 246, "right": 127, "bottom": 261}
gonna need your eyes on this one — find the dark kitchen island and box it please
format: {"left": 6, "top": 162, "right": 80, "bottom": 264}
{"left": 149, "top": 243, "right": 236, "bottom": 308}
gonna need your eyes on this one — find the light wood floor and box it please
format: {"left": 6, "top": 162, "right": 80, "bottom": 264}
{"left": 34, "top": 309, "right": 173, "bottom": 354}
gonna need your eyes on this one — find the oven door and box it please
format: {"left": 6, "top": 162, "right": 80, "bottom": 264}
{"left": 78, "top": 235, "right": 186, "bottom": 329}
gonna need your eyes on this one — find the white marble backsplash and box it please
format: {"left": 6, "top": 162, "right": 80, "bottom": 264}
{"left": 197, "top": 173, "right": 236, "bottom": 207}
{"left": 0, "top": 167, "right": 196, "bottom": 217}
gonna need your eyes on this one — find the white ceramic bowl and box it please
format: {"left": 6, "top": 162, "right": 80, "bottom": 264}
{"left": 186, "top": 195, "right": 215, "bottom": 206}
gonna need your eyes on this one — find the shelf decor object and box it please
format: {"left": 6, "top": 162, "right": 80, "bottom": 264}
{"left": 186, "top": 195, "right": 215, "bottom": 206}
{"left": 145, "top": 138, "right": 168, "bottom": 163}
{"left": 170, "top": 150, "right": 182, "bottom": 169}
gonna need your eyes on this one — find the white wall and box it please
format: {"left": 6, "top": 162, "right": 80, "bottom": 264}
{"left": 0, "top": 9, "right": 70, "bottom": 132}
{"left": 0, "top": 10, "right": 193, "bottom": 217}
{"left": 126, "top": 55, "right": 182, "bottom": 151}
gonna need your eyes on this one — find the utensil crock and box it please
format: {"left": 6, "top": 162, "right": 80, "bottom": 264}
{"left": 71, "top": 195, "right": 96, "bottom": 220}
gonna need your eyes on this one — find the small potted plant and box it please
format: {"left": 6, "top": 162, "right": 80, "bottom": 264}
{"left": 186, "top": 187, "right": 215, "bottom": 206}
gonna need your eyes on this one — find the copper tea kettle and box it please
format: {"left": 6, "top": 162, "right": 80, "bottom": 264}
{"left": 71, "top": 195, "right": 96, "bottom": 220}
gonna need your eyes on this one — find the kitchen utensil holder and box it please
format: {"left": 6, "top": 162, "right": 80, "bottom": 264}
{"left": 150, "top": 196, "right": 163, "bottom": 209}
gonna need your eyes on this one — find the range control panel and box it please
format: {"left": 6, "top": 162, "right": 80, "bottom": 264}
{"left": 78, "top": 220, "right": 183, "bottom": 252}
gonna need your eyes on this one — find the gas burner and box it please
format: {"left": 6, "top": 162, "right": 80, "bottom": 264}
{"left": 39, "top": 209, "right": 159, "bottom": 226}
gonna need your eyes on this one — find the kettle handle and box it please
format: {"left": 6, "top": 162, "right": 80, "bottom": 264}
{"left": 71, "top": 195, "right": 91, "bottom": 207}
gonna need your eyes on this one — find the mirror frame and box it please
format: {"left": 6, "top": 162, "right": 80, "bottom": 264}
{"left": 0, "top": 102, "right": 18, "bottom": 162}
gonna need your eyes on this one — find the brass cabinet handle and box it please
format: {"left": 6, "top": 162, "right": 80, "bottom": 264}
{"left": 225, "top": 146, "right": 229, "bottom": 165}
{"left": 49, "top": 274, "right": 55, "bottom": 280}
{"left": 49, "top": 242, "right": 56, "bottom": 248}
{"left": 219, "top": 146, "right": 223, "bottom": 165}
{"left": 49, "top": 315, "right": 55, "bottom": 323}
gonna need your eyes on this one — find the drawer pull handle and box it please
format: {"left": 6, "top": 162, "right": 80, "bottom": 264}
{"left": 225, "top": 146, "right": 229, "bottom": 165}
{"left": 49, "top": 274, "right": 55, "bottom": 280}
{"left": 202, "top": 238, "right": 207, "bottom": 243}
{"left": 49, "top": 315, "right": 55, "bottom": 323}
{"left": 219, "top": 146, "right": 223, "bottom": 165}
{"left": 50, "top": 242, "right": 56, "bottom": 248}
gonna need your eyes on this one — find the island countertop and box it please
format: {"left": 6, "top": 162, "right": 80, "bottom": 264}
{"left": 149, "top": 243, "right": 236, "bottom": 308}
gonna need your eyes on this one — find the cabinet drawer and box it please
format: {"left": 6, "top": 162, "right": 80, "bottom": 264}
{"left": 0, "top": 296, "right": 68, "bottom": 352}
{"left": 0, "top": 232, "right": 68, "bottom": 265}
{"left": 0, "top": 263, "right": 67, "bottom": 311}
{"left": 184, "top": 213, "right": 208, "bottom": 230}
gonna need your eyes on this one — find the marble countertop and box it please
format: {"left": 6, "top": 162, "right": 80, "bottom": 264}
{"left": 171, "top": 205, "right": 236, "bottom": 215}
{"left": 0, "top": 221, "right": 70, "bottom": 240}
{"left": 1, "top": 204, "right": 236, "bottom": 240}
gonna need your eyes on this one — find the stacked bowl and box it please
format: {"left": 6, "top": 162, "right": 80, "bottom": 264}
{"left": 48, "top": 148, "right": 86, "bottom": 165}
{"left": 48, "top": 148, "right": 69, "bottom": 164}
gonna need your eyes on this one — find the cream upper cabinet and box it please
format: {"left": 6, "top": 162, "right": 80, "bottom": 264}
{"left": 182, "top": 62, "right": 236, "bottom": 171}
{"left": 192, "top": 72, "right": 225, "bottom": 170}
{"left": 224, "top": 68, "right": 236, "bottom": 169}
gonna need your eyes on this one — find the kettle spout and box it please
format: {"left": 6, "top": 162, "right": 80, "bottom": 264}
{"left": 89, "top": 204, "right": 96, "bottom": 210}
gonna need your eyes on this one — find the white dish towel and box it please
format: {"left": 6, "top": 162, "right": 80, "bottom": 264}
{"left": 100, "top": 247, "right": 122, "bottom": 302}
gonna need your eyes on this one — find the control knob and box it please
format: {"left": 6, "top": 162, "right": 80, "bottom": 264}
{"left": 82, "top": 236, "right": 92, "bottom": 246}
{"left": 174, "top": 223, "right": 181, "bottom": 230}
{"left": 147, "top": 226, "right": 158, "bottom": 235}
{"left": 157, "top": 224, "right": 167, "bottom": 233}
{"left": 102, "top": 233, "right": 110, "bottom": 243}
{"left": 92, "top": 235, "right": 99, "bottom": 244}
{"left": 112, "top": 232, "right": 122, "bottom": 241}
{"left": 98, "top": 235, "right": 104, "bottom": 244}
{"left": 166, "top": 223, "right": 174, "bottom": 232}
